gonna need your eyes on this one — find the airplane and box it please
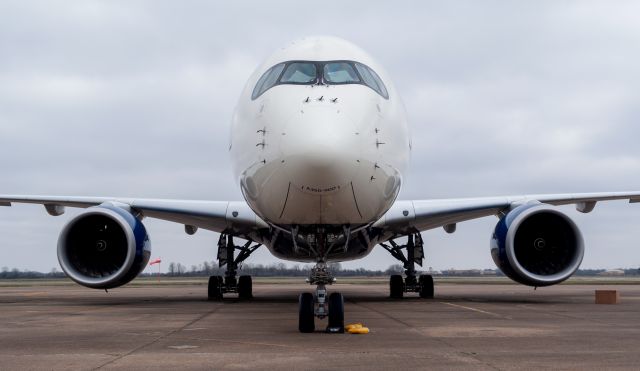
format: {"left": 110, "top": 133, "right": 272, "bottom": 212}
{"left": 2, "top": 36, "right": 640, "bottom": 333}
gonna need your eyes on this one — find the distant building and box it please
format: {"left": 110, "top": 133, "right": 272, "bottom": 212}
{"left": 439, "top": 269, "right": 498, "bottom": 277}
{"left": 597, "top": 269, "right": 625, "bottom": 276}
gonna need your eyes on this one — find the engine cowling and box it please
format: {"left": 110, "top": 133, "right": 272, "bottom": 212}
{"left": 490, "top": 202, "right": 584, "bottom": 286}
{"left": 57, "top": 205, "right": 151, "bottom": 289}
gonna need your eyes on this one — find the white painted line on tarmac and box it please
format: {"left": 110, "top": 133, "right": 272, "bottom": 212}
{"left": 168, "top": 345, "right": 199, "bottom": 350}
{"left": 440, "top": 301, "right": 509, "bottom": 319}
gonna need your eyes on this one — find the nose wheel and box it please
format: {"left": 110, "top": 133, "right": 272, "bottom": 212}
{"left": 298, "top": 293, "right": 315, "bottom": 332}
{"left": 327, "top": 292, "right": 345, "bottom": 331}
{"left": 298, "top": 261, "right": 344, "bottom": 333}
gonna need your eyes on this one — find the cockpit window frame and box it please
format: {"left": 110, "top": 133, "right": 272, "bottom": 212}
{"left": 251, "top": 60, "right": 389, "bottom": 100}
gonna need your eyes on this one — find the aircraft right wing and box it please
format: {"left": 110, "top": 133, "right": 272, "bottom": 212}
{"left": 374, "top": 191, "right": 640, "bottom": 236}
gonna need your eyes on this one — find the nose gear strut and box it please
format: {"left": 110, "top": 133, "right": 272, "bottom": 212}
{"left": 297, "top": 228, "right": 346, "bottom": 333}
{"left": 299, "top": 260, "right": 344, "bottom": 333}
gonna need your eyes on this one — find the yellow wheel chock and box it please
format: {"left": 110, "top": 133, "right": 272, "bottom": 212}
{"left": 345, "top": 323, "right": 370, "bottom": 334}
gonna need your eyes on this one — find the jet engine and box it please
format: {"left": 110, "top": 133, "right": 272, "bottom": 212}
{"left": 57, "top": 205, "right": 151, "bottom": 289}
{"left": 490, "top": 202, "right": 584, "bottom": 286}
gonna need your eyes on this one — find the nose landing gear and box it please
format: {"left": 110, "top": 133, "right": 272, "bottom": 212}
{"left": 298, "top": 261, "right": 344, "bottom": 333}
{"left": 381, "top": 233, "right": 434, "bottom": 299}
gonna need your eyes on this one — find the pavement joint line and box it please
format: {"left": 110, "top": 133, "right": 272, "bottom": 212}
{"left": 348, "top": 300, "right": 503, "bottom": 370}
{"left": 19, "top": 291, "right": 48, "bottom": 297}
{"left": 440, "top": 301, "right": 510, "bottom": 319}
{"left": 515, "top": 303, "right": 613, "bottom": 325}
{"left": 348, "top": 300, "right": 415, "bottom": 329}
{"left": 91, "top": 303, "right": 224, "bottom": 370}
{"left": 183, "top": 336, "right": 298, "bottom": 349}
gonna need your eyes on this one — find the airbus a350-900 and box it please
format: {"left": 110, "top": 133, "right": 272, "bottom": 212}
{"left": 2, "top": 37, "right": 639, "bottom": 333}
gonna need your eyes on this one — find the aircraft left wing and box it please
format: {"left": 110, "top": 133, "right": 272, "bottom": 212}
{"left": 374, "top": 191, "right": 640, "bottom": 235}
{"left": 0, "top": 195, "right": 267, "bottom": 234}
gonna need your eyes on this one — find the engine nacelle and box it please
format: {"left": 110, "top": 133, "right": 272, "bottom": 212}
{"left": 490, "top": 202, "right": 584, "bottom": 287}
{"left": 57, "top": 205, "right": 151, "bottom": 289}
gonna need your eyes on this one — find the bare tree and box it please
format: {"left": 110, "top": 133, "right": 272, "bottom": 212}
{"left": 328, "top": 262, "right": 342, "bottom": 272}
{"left": 385, "top": 264, "right": 404, "bottom": 274}
{"left": 203, "top": 261, "right": 211, "bottom": 275}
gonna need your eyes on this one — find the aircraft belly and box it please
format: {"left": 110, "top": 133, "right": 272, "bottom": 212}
{"left": 263, "top": 234, "right": 378, "bottom": 263}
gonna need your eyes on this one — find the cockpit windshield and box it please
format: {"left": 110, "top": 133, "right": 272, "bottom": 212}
{"left": 251, "top": 60, "right": 389, "bottom": 100}
{"left": 323, "top": 62, "right": 360, "bottom": 84}
{"left": 251, "top": 63, "right": 285, "bottom": 100}
{"left": 280, "top": 62, "right": 317, "bottom": 84}
{"left": 354, "top": 63, "right": 388, "bottom": 99}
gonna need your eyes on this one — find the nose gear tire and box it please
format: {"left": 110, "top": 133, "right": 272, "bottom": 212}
{"left": 327, "top": 292, "right": 345, "bottom": 333}
{"left": 299, "top": 292, "right": 315, "bottom": 333}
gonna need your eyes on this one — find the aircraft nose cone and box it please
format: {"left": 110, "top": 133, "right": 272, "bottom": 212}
{"left": 281, "top": 106, "right": 360, "bottom": 191}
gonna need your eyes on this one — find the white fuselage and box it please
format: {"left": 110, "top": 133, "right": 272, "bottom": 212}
{"left": 230, "top": 37, "right": 410, "bottom": 228}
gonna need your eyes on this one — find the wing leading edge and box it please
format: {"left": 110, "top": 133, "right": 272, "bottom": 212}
{"left": 0, "top": 195, "right": 267, "bottom": 234}
{"left": 3, "top": 191, "right": 640, "bottom": 238}
{"left": 374, "top": 192, "right": 640, "bottom": 236}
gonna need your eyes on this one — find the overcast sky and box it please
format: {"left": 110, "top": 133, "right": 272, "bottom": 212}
{"left": 1, "top": 1, "right": 640, "bottom": 273}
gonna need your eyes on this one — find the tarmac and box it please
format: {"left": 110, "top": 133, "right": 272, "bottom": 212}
{"left": 1, "top": 280, "right": 640, "bottom": 370}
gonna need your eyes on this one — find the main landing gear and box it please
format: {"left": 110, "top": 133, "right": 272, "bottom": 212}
{"left": 381, "top": 233, "right": 434, "bottom": 299}
{"left": 208, "top": 234, "right": 261, "bottom": 300}
{"left": 299, "top": 261, "right": 344, "bottom": 333}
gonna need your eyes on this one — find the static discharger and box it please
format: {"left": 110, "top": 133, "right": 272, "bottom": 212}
{"left": 345, "top": 323, "right": 370, "bottom": 334}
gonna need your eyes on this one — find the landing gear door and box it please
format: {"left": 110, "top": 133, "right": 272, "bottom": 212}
{"left": 217, "top": 234, "right": 228, "bottom": 267}
{"left": 413, "top": 245, "right": 424, "bottom": 266}
{"left": 413, "top": 233, "right": 424, "bottom": 267}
